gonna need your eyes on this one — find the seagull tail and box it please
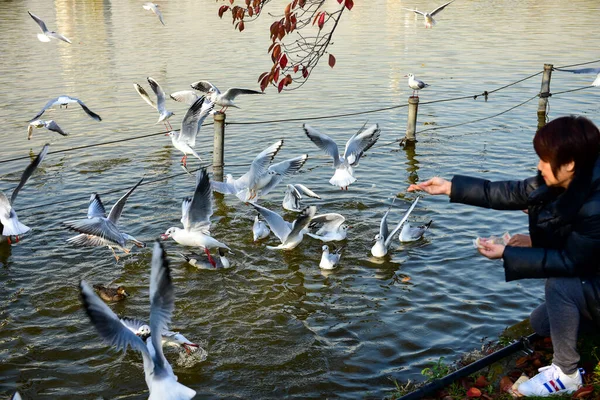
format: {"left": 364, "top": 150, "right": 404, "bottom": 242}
{"left": 2, "top": 216, "right": 30, "bottom": 237}
{"left": 329, "top": 167, "right": 356, "bottom": 188}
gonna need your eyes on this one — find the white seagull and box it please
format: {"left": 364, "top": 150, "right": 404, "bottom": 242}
{"left": 406, "top": 73, "right": 429, "bottom": 97}
{"left": 306, "top": 213, "right": 349, "bottom": 242}
{"left": 319, "top": 244, "right": 344, "bottom": 270}
{"left": 80, "top": 241, "right": 197, "bottom": 400}
{"left": 399, "top": 220, "right": 432, "bottom": 242}
{"left": 121, "top": 317, "right": 200, "bottom": 355}
{"left": 0, "top": 144, "right": 49, "bottom": 243}
{"left": 136, "top": 77, "right": 176, "bottom": 130}
{"left": 403, "top": 0, "right": 455, "bottom": 28}
{"left": 190, "top": 80, "right": 263, "bottom": 112}
{"left": 303, "top": 123, "right": 381, "bottom": 190}
{"left": 179, "top": 249, "right": 230, "bottom": 269}
{"left": 555, "top": 67, "right": 600, "bottom": 87}
{"left": 28, "top": 119, "right": 68, "bottom": 140}
{"left": 251, "top": 204, "right": 316, "bottom": 250}
{"left": 11, "top": 392, "right": 22, "bottom": 400}
{"left": 282, "top": 184, "right": 321, "bottom": 212}
{"left": 161, "top": 168, "right": 230, "bottom": 264}
{"left": 166, "top": 96, "right": 214, "bottom": 167}
{"left": 64, "top": 178, "right": 146, "bottom": 261}
{"left": 30, "top": 96, "right": 102, "bottom": 122}
{"left": 371, "top": 197, "right": 420, "bottom": 257}
{"left": 252, "top": 215, "right": 270, "bottom": 242}
{"left": 28, "top": 11, "right": 71, "bottom": 44}
{"left": 143, "top": 3, "right": 165, "bottom": 25}
{"left": 211, "top": 140, "right": 308, "bottom": 202}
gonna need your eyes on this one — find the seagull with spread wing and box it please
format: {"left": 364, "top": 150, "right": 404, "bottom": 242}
{"left": 282, "top": 184, "right": 321, "bottom": 212}
{"left": 303, "top": 123, "right": 381, "bottom": 190}
{"left": 403, "top": 0, "right": 455, "bottom": 28}
{"left": 143, "top": 3, "right": 165, "bottom": 25}
{"left": 555, "top": 67, "right": 600, "bottom": 87}
{"left": 0, "top": 144, "right": 49, "bottom": 244}
{"left": 371, "top": 197, "right": 420, "bottom": 257}
{"left": 30, "top": 96, "right": 101, "bottom": 123}
{"left": 64, "top": 178, "right": 146, "bottom": 261}
{"left": 80, "top": 241, "right": 197, "bottom": 400}
{"left": 28, "top": 119, "right": 68, "bottom": 140}
{"left": 190, "top": 80, "right": 263, "bottom": 112}
{"left": 28, "top": 11, "right": 71, "bottom": 44}
{"left": 134, "top": 77, "right": 175, "bottom": 130}
{"left": 251, "top": 204, "right": 316, "bottom": 250}
{"left": 306, "top": 213, "right": 349, "bottom": 242}
{"left": 120, "top": 317, "right": 200, "bottom": 355}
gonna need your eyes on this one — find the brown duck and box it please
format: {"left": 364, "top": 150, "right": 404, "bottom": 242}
{"left": 93, "top": 284, "right": 129, "bottom": 302}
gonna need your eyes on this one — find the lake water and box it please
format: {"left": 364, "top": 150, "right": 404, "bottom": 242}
{"left": 1, "top": 0, "right": 599, "bottom": 398}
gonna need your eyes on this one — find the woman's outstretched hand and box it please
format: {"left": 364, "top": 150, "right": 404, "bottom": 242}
{"left": 407, "top": 177, "right": 452, "bottom": 196}
{"left": 477, "top": 239, "right": 505, "bottom": 259}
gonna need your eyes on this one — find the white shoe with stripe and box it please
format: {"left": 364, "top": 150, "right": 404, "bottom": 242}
{"left": 518, "top": 363, "right": 583, "bottom": 397}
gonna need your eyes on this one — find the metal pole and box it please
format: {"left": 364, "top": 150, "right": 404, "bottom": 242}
{"left": 405, "top": 96, "right": 419, "bottom": 144}
{"left": 213, "top": 112, "right": 225, "bottom": 182}
{"left": 537, "top": 64, "right": 553, "bottom": 123}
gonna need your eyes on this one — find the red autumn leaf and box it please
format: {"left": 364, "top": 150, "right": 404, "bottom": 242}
{"left": 328, "top": 54, "right": 336, "bottom": 68}
{"left": 317, "top": 12, "right": 326, "bottom": 29}
{"left": 229, "top": 0, "right": 234, "bottom": 4}
{"left": 278, "top": 79, "right": 286, "bottom": 93}
{"left": 260, "top": 75, "right": 269, "bottom": 92}
{"left": 337, "top": 0, "right": 343, "bottom": 3}
{"left": 572, "top": 386, "right": 595, "bottom": 398}
{"left": 218, "top": 5, "right": 230, "bottom": 18}
{"left": 285, "top": 3, "right": 291, "bottom": 17}
{"left": 248, "top": 6, "right": 253, "bottom": 17}
{"left": 293, "top": 65, "right": 299, "bottom": 73}
{"left": 273, "top": 67, "right": 280, "bottom": 83}
{"left": 238, "top": 21, "right": 245, "bottom": 31}
{"left": 245, "top": 0, "right": 251, "bottom": 6}
{"left": 272, "top": 44, "right": 281, "bottom": 61}
{"left": 345, "top": 0, "right": 354, "bottom": 10}
{"left": 299, "top": 0, "right": 306, "bottom": 7}
{"left": 499, "top": 376, "right": 514, "bottom": 393}
{"left": 279, "top": 54, "right": 288, "bottom": 68}
{"left": 285, "top": 74, "right": 293, "bottom": 84}
{"left": 474, "top": 375, "right": 488, "bottom": 388}
{"left": 292, "top": 0, "right": 298, "bottom": 8}
{"left": 466, "top": 387, "right": 481, "bottom": 398}
{"left": 258, "top": 72, "right": 269, "bottom": 84}
{"left": 302, "top": 66, "right": 309, "bottom": 78}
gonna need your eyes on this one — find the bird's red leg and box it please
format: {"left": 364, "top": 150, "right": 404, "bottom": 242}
{"left": 204, "top": 247, "right": 217, "bottom": 268}
{"left": 15, "top": 236, "right": 19, "bottom": 243}
{"left": 6, "top": 237, "right": 11, "bottom": 245}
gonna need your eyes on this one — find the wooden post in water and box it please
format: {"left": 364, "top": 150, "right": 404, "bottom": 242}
{"left": 537, "top": 64, "right": 553, "bottom": 127}
{"left": 213, "top": 112, "right": 225, "bottom": 182}
{"left": 405, "top": 96, "right": 419, "bottom": 145}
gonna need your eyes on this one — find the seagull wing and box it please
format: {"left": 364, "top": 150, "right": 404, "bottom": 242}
{"left": 134, "top": 83, "right": 157, "bottom": 110}
{"left": 28, "top": 11, "right": 48, "bottom": 33}
{"left": 107, "top": 177, "right": 144, "bottom": 225}
{"left": 11, "top": 143, "right": 49, "bottom": 205}
{"left": 47, "top": 31, "right": 71, "bottom": 44}
{"left": 251, "top": 203, "right": 292, "bottom": 243}
{"left": 260, "top": 155, "right": 308, "bottom": 195}
{"left": 402, "top": 8, "right": 426, "bottom": 16}
{"left": 210, "top": 180, "right": 238, "bottom": 195}
{"left": 147, "top": 77, "right": 167, "bottom": 114}
{"left": 343, "top": 123, "right": 381, "bottom": 166}
{"left": 170, "top": 90, "right": 200, "bottom": 105}
{"left": 248, "top": 140, "right": 284, "bottom": 183}
{"left": 153, "top": 5, "right": 165, "bottom": 25}
{"left": 385, "top": 196, "right": 420, "bottom": 248}
{"left": 294, "top": 184, "right": 321, "bottom": 199}
{"left": 45, "top": 120, "right": 68, "bottom": 136}
{"left": 120, "top": 317, "right": 148, "bottom": 334}
{"left": 221, "top": 87, "right": 263, "bottom": 101}
{"left": 184, "top": 168, "right": 213, "bottom": 232}
{"left": 87, "top": 193, "right": 107, "bottom": 218}
{"left": 555, "top": 67, "right": 600, "bottom": 74}
{"left": 64, "top": 217, "right": 124, "bottom": 246}
{"left": 80, "top": 280, "right": 151, "bottom": 357}
{"left": 74, "top": 98, "right": 102, "bottom": 121}
{"left": 309, "top": 213, "right": 345, "bottom": 232}
{"left": 179, "top": 96, "right": 213, "bottom": 147}
{"left": 302, "top": 124, "right": 341, "bottom": 166}
{"left": 288, "top": 206, "right": 317, "bottom": 239}
{"left": 430, "top": 0, "right": 455, "bottom": 16}
{"left": 66, "top": 233, "right": 108, "bottom": 247}
{"left": 30, "top": 97, "right": 59, "bottom": 122}
{"left": 190, "top": 80, "right": 218, "bottom": 94}
{"left": 379, "top": 198, "right": 396, "bottom": 242}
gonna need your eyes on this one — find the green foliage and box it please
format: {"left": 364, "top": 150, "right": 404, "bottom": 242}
{"left": 421, "top": 357, "right": 451, "bottom": 381}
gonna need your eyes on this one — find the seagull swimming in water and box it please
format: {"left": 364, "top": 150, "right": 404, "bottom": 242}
{"left": 399, "top": 213, "right": 432, "bottom": 242}
{"left": 143, "top": 3, "right": 165, "bottom": 25}
{"left": 282, "top": 184, "right": 321, "bottom": 212}
{"left": 303, "top": 123, "right": 381, "bottom": 190}
{"left": 319, "top": 245, "right": 344, "bottom": 270}
{"left": 80, "top": 241, "right": 197, "bottom": 400}
{"left": 306, "top": 213, "right": 349, "bottom": 242}
{"left": 64, "top": 178, "right": 146, "bottom": 261}
{"left": 371, "top": 197, "right": 420, "bottom": 257}
{"left": 251, "top": 204, "right": 316, "bottom": 250}
{"left": 403, "top": 0, "right": 455, "bottom": 28}
{"left": 190, "top": 81, "right": 263, "bottom": 113}
{"left": 179, "top": 249, "right": 230, "bottom": 269}
{"left": 30, "top": 96, "right": 102, "bottom": 123}
{"left": 28, "top": 119, "right": 68, "bottom": 140}
{"left": 28, "top": 11, "right": 71, "bottom": 44}
{"left": 406, "top": 73, "right": 429, "bottom": 97}
{"left": 0, "top": 144, "right": 49, "bottom": 244}
{"left": 252, "top": 215, "right": 270, "bottom": 242}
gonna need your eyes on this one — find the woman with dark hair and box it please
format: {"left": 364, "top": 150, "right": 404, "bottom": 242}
{"left": 408, "top": 115, "right": 600, "bottom": 397}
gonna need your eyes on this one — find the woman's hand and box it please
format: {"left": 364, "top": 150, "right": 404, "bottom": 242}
{"left": 507, "top": 234, "right": 532, "bottom": 248}
{"left": 407, "top": 177, "right": 452, "bottom": 196}
{"left": 477, "top": 239, "right": 505, "bottom": 259}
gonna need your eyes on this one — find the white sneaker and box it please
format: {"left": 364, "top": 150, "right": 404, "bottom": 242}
{"left": 518, "top": 363, "right": 583, "bottom": 397}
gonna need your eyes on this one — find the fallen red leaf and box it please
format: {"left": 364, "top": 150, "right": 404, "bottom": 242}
{"left": 474, "top": 375, "right": 489, "bottom": 388}
{"left": 466, "top": 387, "right": 481, "bottom": 398}
{"left": 572, "top": 385, "right": 595, "bottom": 398}
{"left": 499, "top": 376, "right": 514, "bottom": 392}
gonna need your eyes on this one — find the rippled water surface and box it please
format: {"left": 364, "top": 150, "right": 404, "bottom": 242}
{"left": 1, "top": 0, "right": 600, "bottom": 398}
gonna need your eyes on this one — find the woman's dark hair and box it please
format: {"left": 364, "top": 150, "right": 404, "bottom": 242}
{"left": 533, "top": 115, "right": 600, "bottom": 176}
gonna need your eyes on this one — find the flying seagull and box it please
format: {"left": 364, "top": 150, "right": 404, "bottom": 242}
{"left": 28, "top": 11, "right": 71, "bottom": 43}
{"left": 28, "top": 119, "right": 68, "bottom": 140}
{"left": 0, "top": 144, "right": 49, "bottom": 244}
{"left": 143, "top": 3, "right": 165, "bottom": 25}
{"left": 30, "top": 96, "right": 102, "bottom": 122}
{"left": 135, "top": 77, "right": 176, "bottom": 130}
{"left": 79, "top": 241, "right": 197, "bottom": 399}
{"left": 251, "top": 204, "right": 316, "bottom": 250}
{"left": 554, "top": 67, "right": 600, "bottom": 87}
{"left": 403, "top": 0, "right": 455, "bottom": 28}
{"left": 190, "top": 80, "right": 263, "bottom": 112}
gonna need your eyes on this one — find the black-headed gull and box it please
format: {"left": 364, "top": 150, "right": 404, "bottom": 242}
{"left": 28, "top": 11, "right": 71, "bottom": 44}
{"left": 252, "top": 215, "right": 270, "bottom": 242}
{"left": 190, "top": 81, "right": 263, "bottom": 112}
{"left": 166, "top": 96, "right": 214, "bottom": 168}
{"left": 64, "top": 178, "right": 146, "bottom": 261}
{"left": 211, "top": 140, "right": 307, "bottom": 201}
{"left": 93, "top": 284, "right": 130, "bottom": 302}
{"left": 142, "top": 77, "right": 176, "bottom": 130}
{"left": 303, "top": 123, "right": 381, "bottom": 190}
{"left": 179, "top": 249, "right": 230, "bottom": 269}
{"left": 306, "top": 213, "right": 349, "bottom": 242}
{"left": 371, "top": 197, "right": 420, "bottom": 257}
{"left": 28, "top": 119, "right": 68, "bottom": 140}
{"left": 319, "top": 244, "right": 344, "bottom": 270}
{"left": 399, "top": 220, "right": 432, "bottom": 242}
{"left": 143, "top": 3, "right": 165, "bottom": 25}
{"left": 121, "top": 317, "right": 200, "bottom": 355}
{"left": 251, "top": 204, "right": 316, "bottom": 250}
{"left": 403, "top": 0, "right": 455, "bottom": 28}
{"left": 406, "top": 73, "right": 429, "bottom": 97}
{"left": 555, "top": 67, "right": 600, "bottom": 87}
{"left": 80, "top": 241, "right": 197, "bottom": 399}
{"left": 0, "top": 144, "right": 49, "bottom": 243}
{"left": 30, "top": 96, "right": 101, "bottom": 122}
{"left": 282, "top": 184, "right": 321, "bottom": 212}
{"left": 161, "top": 168, "right": 230, "bottom": 266}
